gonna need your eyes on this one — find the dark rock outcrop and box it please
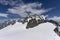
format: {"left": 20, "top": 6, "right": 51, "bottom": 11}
{"left": 26, "top": 18, "right": 38, "bottom": 29}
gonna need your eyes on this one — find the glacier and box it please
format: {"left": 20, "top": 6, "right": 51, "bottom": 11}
{"left": 0, "top": 22, "right": 60, "bottom": 40}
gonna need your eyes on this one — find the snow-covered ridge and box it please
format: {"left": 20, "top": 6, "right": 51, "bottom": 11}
{"left": 0, "top": 22, "right": 60, "bottom": 40}
{"left": 0, "top": 14, "right": 46, "bottom": 29}
{"left": 0, "top": 14, "right": 60, "bottom": 40}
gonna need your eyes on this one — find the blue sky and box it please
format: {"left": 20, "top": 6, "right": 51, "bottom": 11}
{"left": 0, "top": 0, "right": 60, "bottom": 22}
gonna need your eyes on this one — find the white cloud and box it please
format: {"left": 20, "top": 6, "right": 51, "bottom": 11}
{"left": 49, "top": 16, "right": 60, "bottom": 22}
{"left": 0, "top": 0, "right": 23, "bottom": 6}
{"left": 0, "top": 13, "right": 8, "bottom": 17}
{"left": 0, "top": 0, "right": 53, "bottom": 17}
{"left": 7, "top": 3, "right": 52, "bottom": 17}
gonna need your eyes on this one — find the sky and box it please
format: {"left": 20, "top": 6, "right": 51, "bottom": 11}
{"left": 0, "top": 0, "right": 60, "bottom": 22}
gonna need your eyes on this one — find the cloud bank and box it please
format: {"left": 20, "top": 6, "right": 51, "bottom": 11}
{"left": 0, "top": 0, "right": 23, "bottom": 6}
{"left": 7, "top": 3, "right": 52, "bottom": 17}
{"left": 0, "top": 13, "right": 8, "bottom": 17}
{"left": 49, "top": 16, "right": 60, "bottom": 22}
{"left": 0, "top": 0, "right": 53, "bottom": 18}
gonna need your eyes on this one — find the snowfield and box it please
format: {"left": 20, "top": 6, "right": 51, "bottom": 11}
{"left": 0, "top": 22, "right": 60, "bottom": 40}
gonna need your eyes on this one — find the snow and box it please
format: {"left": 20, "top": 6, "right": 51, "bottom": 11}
{"left": 0, "top": 22, "right": 60, "bottom": 40}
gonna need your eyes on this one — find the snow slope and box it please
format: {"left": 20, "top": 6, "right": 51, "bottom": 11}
{"left": 0, "top": 22, "right": 60, "bottom": 40}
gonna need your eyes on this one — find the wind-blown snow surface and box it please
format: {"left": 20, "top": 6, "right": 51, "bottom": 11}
{"left": 0, "top": 22, "right": 60, "bottom": 40}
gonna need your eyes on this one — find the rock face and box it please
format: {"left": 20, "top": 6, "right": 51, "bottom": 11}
{"left": 24, "top": 14, "right": 46, "bottom": 29}
{"left": 26, "top": 18, "right": 38, "bottom": 29}
{"left": 54, "top": 25, "right": 60, "bottom": 36}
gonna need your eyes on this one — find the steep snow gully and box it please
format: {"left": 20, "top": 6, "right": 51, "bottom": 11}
{"left": 0, "top": 22, "right": 60, "bottom": 40}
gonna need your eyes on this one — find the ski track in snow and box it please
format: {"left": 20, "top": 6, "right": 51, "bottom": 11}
{"left": 0, "top": 22, "right": 60, "bottom": 40}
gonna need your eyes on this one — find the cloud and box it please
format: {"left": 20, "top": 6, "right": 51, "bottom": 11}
{"left": 0, "top": 0, "right": 23, "bottom": 6}
{"left": 0, "top": 0, "right": 53, "bottom": 18}
{"left": 7, "top": 2, "right": 52, "bottom": 17}
{"left": 49, "top": 16, "right": 60, "bottom": 22}
{"left": 0, "top": 13, "right": 8, "bottom": 17}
